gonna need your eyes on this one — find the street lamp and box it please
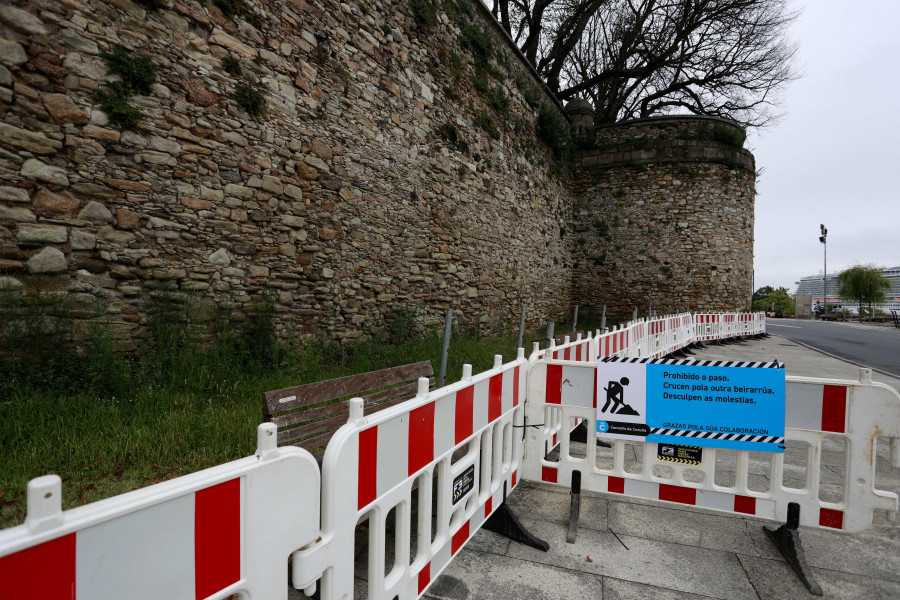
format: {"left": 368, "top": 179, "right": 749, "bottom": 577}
{"left": 819, "top": 224, "right": 828, "bottom": 308}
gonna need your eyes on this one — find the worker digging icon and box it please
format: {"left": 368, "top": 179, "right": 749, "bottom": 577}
{"left": 596, "top": 362, "right": 651, "bottom": 440}
{"left": 602, "top": 377, "right": 641, "bottom": 416}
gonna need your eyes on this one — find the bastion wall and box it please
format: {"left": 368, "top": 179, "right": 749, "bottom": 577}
{"left": 570, "top": 116, "right": 756, "bottom": 319}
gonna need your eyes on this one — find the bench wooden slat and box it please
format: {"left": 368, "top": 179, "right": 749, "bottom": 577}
{"left": 278, "top": 413, "right": 349, "bottom": 445}
{"left": 263, "top": 361, "right": 433, "bottom": 418}
{"left": 270, "top": 378, "right": 433, "bottom": 430}
{"left": 293, "top": 431, "right": 334, "bottom": 453}
{"left": 283, "top": 388, "right": 432, "bottom": 448}
{"left": 273, "top": 400, "right": 349, "bottom": 429}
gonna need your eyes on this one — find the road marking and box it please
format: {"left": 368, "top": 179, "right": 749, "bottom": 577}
{"left": 767, "top": 323, "right": 800, "bottom": 328}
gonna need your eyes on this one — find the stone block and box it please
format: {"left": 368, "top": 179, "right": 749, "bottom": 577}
{"left": 281, "top": 215, "right": 304, "bottom": 228}
{"left": 248, "top": 265, "right": 269, "bottom": 278}
{"left": 78, "top": 201, "right": 114, "bottom": 223}
{"left": 98, "top": 227, "right": 136, "bottom": 244}
{"left": 70, "top": 230, "right": 97, "bottom": 250}
{"left": 20, "top": 159, "right": 69, "bottom": 187}
{"left": 0, "top": 186, "right": 29, "bottom": 203}
{"left": 0, "top": 205, "right": 35, "bottom": 222}
{"left": 0, "top": 6, "right": 47, "bottom": 35}
{"left": 42, "top": 94, "right": 88, "bottom": 124}
{"left": 181, "top": 197, "right": 212, "bottom": 210}
{"left": 17, "top": 224, "right": 67, "bottom": 243}
{"left": 27, "top": 247, "right": 67, "bottom": 273}
{"left": 33, "top": 189, "right": 80, "bottom": 217}
{"left": 284, "top": 184, "right": 303, "bottom": 200}
{"left": 262, "top": 175, "right": 283, "bottom": 194}
{"left": 0, "top": 275, "right": 23, "bottom": 290}
{"left": 149, "top": 135, "right": 182, "bottom": 155}
{"left": 209, "top": 248, "right": 231, "bottom": 267}
{"left": 116, "top": 209, "right": 140, "bottom": 230}
{"left": 0, "top": 38, "right": 26, "bottom": 66}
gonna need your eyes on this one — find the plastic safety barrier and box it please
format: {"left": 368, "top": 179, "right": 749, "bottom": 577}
{"left": 549, "top": 332, "right": 594, "bottom": 363}
{"left": 0, "top": 424, "right": 320, "bottom": 600}
{"left": 523, "top": 361, "right": 900, "bottom": 533}
{"left": 695, "top": 313, "right": 721, "bottom": 341}
{"left": 292, "top": 352, "right": 527, "bottom": 600}
{"left": 0, "top": 311, "right": 770, "bottom": 599}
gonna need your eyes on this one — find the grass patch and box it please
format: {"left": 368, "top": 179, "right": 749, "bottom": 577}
{"left": 0, "top": 289, "right": 547, "bottom": 528}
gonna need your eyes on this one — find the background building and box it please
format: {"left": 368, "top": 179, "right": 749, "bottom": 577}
{"left": 795, "top": 266, "right": 900, "bottom": 311}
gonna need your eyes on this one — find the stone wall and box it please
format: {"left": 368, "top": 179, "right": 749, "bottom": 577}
{"left": 0, "top": 0, "right": 756, "bottom": 347}
{"left": 0, "top": 0, "right": 575, "bottom": 342}
{"left": 570, "top": 116, "right": 755, "bottom": 319}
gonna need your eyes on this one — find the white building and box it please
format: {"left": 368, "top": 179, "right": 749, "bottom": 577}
{"left": 795, "top": 266, "right": 900, "bottom": 312}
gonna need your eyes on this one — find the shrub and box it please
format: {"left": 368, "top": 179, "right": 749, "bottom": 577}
{"left": 221, "top": 55, "right": 242, "bottom": 77}
{"left": 705, "top": 123, "right": 746, "bottom": 147}
{"left": 409, "top": 0, "right": 436, "bottom": 28}
{"left": 213, "top": 0, "right": 246, "bottom": 19}
{"left": 230, "top": 83, "right": 264, "bottom": 119}
{"left": 96, "top": 81, "right": 142, "bottom": 129}
{"left": 470, "top": 70, "right": 488, "bottom": 94}
{"left": 135, "top": 0, "right": 166, "bottom": 8}
{"left": 487, "top": 87, "right": 510, "bottom": 118}
{"left": 99, "top": 45, "right": 157, "bottom": 95}
{"left": 476, "top": 111, "right": 499, "bottom": 139}
{"left": 449, "top": 51, "right": 463, "bottom": 82}
{"left": 536, "top": 103, "right": 571, "bottom": 160}
{"left": 459, "top": 22, "right": 491, "bottom": 67}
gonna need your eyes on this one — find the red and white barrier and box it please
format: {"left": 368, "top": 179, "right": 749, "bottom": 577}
{"left": 549, "top": 332, "right": 594, "bottom": 363}
{"left": 695, "top": 313, "right": 721, "bottom": 341}
{"left": 0, "top": 310, "right": 774, "bottom": 598}
{"left": 0, "top": 424, "right": 320, "bottom": 600}
{"left": 523, "top": 361, "right": 900, "bottom": 533}
{"left": 292, "top": 352, "right": 527, "bottom": 600}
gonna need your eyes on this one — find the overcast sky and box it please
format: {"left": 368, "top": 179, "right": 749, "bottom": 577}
{"left": 748, "top": 1, "right": 900, "bottom": 293}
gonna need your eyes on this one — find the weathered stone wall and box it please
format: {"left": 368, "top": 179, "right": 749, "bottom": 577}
{"left": 0, "top": 0, "right": 756, "bottom": 346}
{"left": 570, "top": 116, "right": 755, "bottom": 318}
{"left": 0, "top": 0, "right": 575, "bottom": 342}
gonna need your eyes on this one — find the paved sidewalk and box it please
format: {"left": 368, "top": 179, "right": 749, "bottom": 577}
{"left": 422, "top": 335, "right": 900, "bottom": 600}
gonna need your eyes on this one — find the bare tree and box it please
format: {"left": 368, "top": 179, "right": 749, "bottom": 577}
{"left": 491, "top": 0, "right": 799, "bottom": 128}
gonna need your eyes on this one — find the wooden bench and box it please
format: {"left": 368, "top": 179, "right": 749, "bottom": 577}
{"left": 262, "top": 361, "right": 435, "bottom": 453}
{"left": 553, "top": 330, "right": 586, "bottom": 345}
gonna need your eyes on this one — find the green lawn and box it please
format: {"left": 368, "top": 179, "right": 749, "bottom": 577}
{"left": 0, "top": 327, "right": 538, "bottom": 529}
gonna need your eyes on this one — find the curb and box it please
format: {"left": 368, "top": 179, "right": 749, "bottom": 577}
{"left": 772, "top": 333, "right": 900, "bottom": 380}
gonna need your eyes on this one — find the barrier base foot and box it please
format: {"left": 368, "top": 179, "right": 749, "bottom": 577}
{"left": 484, "top": 503, "right": 550, "bottom": 552}
{"left": 764, "top": 503, "right": 823, "bottom": 596}
{"left": 570, "top": 421, "right": 612, "bottom": 447}
{"left": 681, "top": 347, "right": 696, "bottom": 355}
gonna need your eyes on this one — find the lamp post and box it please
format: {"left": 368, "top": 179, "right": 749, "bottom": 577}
{"left": 819, "top": 224, "right": 828, "bottom": 308}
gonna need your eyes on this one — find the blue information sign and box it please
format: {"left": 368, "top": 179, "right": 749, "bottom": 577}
{"left": 596, "top": 358, "right": 785, "bottom": 453}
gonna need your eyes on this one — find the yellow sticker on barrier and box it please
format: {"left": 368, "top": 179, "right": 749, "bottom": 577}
{"left": 657, "top": 444, "right": 702, "bottom": 465}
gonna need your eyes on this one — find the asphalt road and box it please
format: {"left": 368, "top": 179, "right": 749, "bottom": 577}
{"left": 765, "top": 318, "right": 900, "bottom": 378}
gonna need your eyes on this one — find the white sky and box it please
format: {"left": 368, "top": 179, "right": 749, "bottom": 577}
{"left": 748, "top": 0, "right": 900, "bottom": 293}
